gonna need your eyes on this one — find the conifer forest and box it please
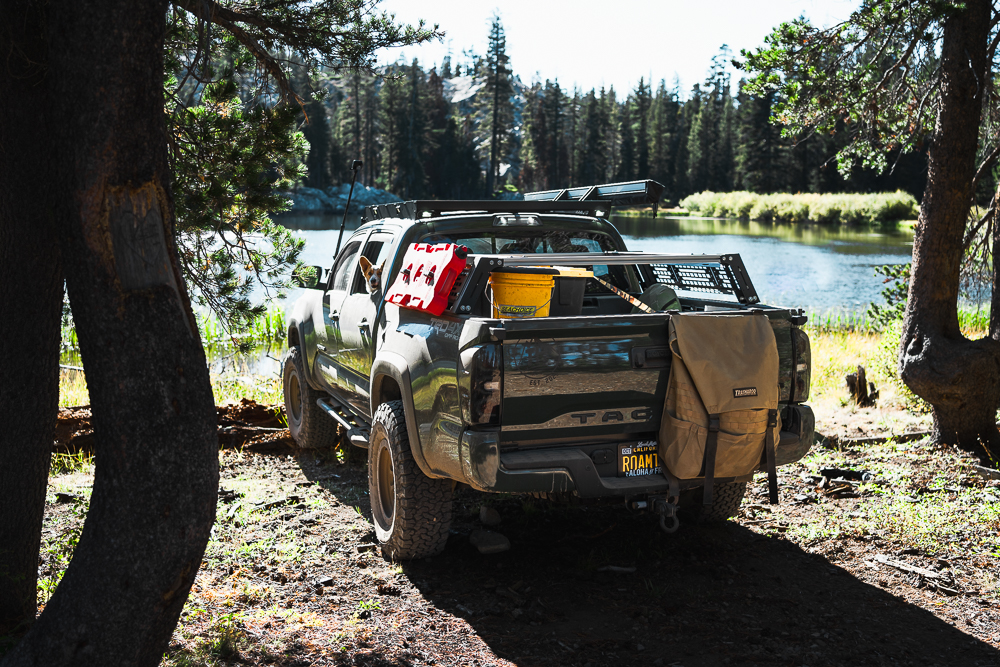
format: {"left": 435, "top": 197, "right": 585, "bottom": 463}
{"left": 300, "top": 19, "right": 928, "bottom": 204}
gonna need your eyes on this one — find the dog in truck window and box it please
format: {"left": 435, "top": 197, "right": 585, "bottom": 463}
{"left": 358, "top": 256, "right": 384, "bottom": 294}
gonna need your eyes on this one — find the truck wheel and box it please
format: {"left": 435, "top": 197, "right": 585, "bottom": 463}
{"left": 680, "top": 482, "right": 747, "bottom": 523}
{"left": 283, "top": 346, "right": 338, "bottom": 449}
{"left": 368, "top": 401, "right": 452, "bottom": 560}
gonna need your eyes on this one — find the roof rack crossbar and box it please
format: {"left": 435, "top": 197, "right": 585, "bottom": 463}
{"left": 362, "top": 200, "right": 606, "bottom": 222}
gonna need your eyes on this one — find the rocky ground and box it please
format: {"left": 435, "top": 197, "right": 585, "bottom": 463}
{"left": 38, "top": 401, "right": 1000, "bottom": 667}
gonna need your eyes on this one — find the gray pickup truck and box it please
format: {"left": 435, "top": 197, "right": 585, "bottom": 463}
{"left": 283, "top": 181, "right": 814, "bottom": 559}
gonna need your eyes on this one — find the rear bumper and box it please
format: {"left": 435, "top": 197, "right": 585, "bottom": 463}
{"left": 458, "top": 403, "right": 815, "bottom": 498}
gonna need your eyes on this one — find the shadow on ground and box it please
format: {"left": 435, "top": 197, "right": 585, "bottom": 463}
{"left": 292, "top": 450, "right": 998, "bottom": 667}
{"left": 405, "top": 495, "right": 997, "bottom": 667}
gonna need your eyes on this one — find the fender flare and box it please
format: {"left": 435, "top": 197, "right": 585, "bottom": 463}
{"left": 286, "top": 317, "right": 323, "bottom": 391}
{"left": 369, "top": 352, "right": 443, "bottom": 479}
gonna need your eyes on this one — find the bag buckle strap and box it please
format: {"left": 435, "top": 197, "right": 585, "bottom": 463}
{"left": 765, "top": 408, "right": 779, "bottom": 505}
{"left": 703, "top": 414, "right": 721, "bottom": 506}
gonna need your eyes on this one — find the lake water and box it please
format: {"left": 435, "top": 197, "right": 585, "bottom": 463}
{"left": 280, "top": 213, "right": 915, "bottom": 314}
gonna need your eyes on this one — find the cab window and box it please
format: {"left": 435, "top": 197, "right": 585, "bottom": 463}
{"left": 329, "top": 240, "right": 362, "bottom": 292}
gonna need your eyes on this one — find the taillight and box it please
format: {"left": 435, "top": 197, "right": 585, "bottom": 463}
{"left": 468, "top": 344, "right": 502, "bottom": 425}
{"left": 792, "top": 327, "right": 811, "bottom": 402}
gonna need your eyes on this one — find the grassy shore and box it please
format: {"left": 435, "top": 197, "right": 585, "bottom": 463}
{"left": 679, "top": 191, "right": 919, "bottom": 225}
{"left": 59, "top": 305, "right": 288, "bottom": 408}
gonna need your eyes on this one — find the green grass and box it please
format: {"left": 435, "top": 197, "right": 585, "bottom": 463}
{"left": 805, "top": 310, "right": 877, "bottom": 333}
{"left": 613, "top": 207, "right": 690, "bottom": 217}
{"left": 773, "top": 438, "right": 1000, "bottom": 558}
{"left": 59, "top": 369, "right": 89, "bottom": 407}
{"left": 680, "top": 190, "right": 919, "bottom": 225}
{"left": 198, "top": 306, "right": 287, "bottom": 355}
{"left": 211, "top": 373, "right": 283, "bottom": 406}
{"left": 804, "top": 308, "right": 993, "bottom": 419}
{"left": 805, "top": 306, "right": 989, "bottom": 336}
{"left": 61, "top": 305, "right": 287, "bottom": 358}
{"left": 59, "top": 304, "right": 288, "bottom": 408}
{"left": 50, "top": 451, "right": 95, "bottom": 476}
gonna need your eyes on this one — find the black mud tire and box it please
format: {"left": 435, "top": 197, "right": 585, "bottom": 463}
{"left": 282, "top": 346, "right": 338, "bottom": 449}
{"left": 679, "top": 482, "right": 747, "bottom": 524}
{"left": 368, "top": 401, "right": 452, "bottom": 560}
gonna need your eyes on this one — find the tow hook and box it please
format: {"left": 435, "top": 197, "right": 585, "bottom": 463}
{"left": 652, "top": 496, "right": 680, "bottom": 534}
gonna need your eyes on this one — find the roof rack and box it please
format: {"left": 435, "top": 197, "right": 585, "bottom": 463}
{"left": 363, "top": 199, "right": 610, "bottom": 222}
{"left": 362, "top": 179, "right": 664, "bottom": 222}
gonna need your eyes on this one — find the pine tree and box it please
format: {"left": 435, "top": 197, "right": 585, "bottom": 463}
{"left": 649, "top": 80, "right": 678, "bottom": 192}
{"left": 634, "top": 78, "right": 651, "bottom": 178}
{"left": 399, "top": 59, "right": 428, "bottom": 198}
{"left": 575, "top": 89, "right": 607, "bottom": 185}
{"left": 299, "top": 75, "right": 333, "bottom": 191}
{"left": 605, "top": 86, "right": 620, "bottom": 180}
{"left": 734, "top": 78, "right": 783, "bottom": 192}
{"left": 378, "top": 66, "right": 405, "bottom": 192}
{"left": 672, "top": 84, "right": 697, "bottom": 198}
{"left": 482, "top": 14, "right": 514, "bottom": 195}
{"left": 617, "top": 99, "right": 635, "bottom": 181}
{"left": 686, "top": 83, "right": 712, "bottom": 193}
{"left": 568, "top": 87, "right": 581, "bottom": 185}
{"left": 544, "top": 80, "right": 570, "bottom": 188}
{"left": 518, "top": 81, "right": 545, "bottom": 190}
{"left": 712, "top": 82, "right": 735, "bottom": 191}
{"left": 424, "top": 67, "right": 481, "bottom": 198}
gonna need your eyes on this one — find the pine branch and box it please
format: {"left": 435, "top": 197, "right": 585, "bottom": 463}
{"left": 171, "top": 0, "right": 301, "bottom": 103}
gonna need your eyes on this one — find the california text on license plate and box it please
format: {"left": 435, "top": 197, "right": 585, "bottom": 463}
{"left": 618, "top": 441, "right": 661, "bottom": 477}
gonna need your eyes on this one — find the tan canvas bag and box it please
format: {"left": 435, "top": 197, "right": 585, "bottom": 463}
{"left": 658, "top": 312, "right": 782, "bottom": 505}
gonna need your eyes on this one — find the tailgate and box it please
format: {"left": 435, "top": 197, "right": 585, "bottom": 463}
{"left": 496, "top": 311, "right": 798, "bottom": 447}
{"left": 498, "top": 314, "right": 671, "bottom": 445}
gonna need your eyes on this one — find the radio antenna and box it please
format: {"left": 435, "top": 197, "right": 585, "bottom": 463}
{"left": 335, "top": 159, "right": 363, "bottom": 256}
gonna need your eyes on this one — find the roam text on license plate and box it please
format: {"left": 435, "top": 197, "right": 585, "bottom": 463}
{"left": 618, "top": 441, "right": 661, "bottom": 477}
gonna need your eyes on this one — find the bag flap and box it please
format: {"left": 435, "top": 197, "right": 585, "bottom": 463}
{"left": 668, "top": 313, "right": 779, "bottom": 413}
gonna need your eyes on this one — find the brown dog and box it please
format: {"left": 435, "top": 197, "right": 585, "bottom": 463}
{"left": 358, "top": 256, "right": 384, "bottom": 294}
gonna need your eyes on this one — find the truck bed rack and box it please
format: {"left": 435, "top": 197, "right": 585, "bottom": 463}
{"left": 448, "top": 252, "right": 760, "bottom": 314}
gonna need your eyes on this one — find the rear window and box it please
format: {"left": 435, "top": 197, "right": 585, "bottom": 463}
{"left": 418, "top": 230, "right": 635, "bottom": 293}
{"left": 419, "top": 230, "right": 616, "bottom": 255}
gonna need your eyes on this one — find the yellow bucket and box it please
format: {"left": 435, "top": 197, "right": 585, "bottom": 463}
{"left": 489, "top": 268, "right": 555, "bottom": 318}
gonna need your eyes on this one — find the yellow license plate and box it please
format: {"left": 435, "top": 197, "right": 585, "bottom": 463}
{"left": 618, "top": 441, "right": 661, "bottom": 477}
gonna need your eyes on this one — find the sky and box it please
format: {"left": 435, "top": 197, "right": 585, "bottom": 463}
{"left": 375, "top": 0, "right": 861, "bottom": 96}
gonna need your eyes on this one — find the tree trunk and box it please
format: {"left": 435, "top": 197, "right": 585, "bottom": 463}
{"left": 0, "top": 1, "right": 63, "bottom": 633}
{"left": 1, "top": 0, "right": 218, "bottom": 665}
{"left": 900, "top": 0, "right": 1000, "bottom": 454}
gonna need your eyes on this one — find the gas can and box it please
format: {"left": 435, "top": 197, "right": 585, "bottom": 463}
{"left": 384, "top": 243, "right": 469, "bottom": 316}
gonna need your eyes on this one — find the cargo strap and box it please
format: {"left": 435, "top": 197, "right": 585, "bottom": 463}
{"left": 591, "top": 276, "right": 655, "bottom": 314}
{"left": 702, "top": 415, "right": 720, "bottom": 506}
{"left": 765, "top": 408, "right": 779, "bottom": 504}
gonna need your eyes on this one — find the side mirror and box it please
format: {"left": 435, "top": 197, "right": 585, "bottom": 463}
{"left": 293, "top": 265, "right": 324, "bottom": 289}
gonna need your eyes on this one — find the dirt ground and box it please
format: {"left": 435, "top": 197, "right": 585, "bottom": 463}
{"left": 40, "top": 401, "right": 1000, "bottom": 667}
